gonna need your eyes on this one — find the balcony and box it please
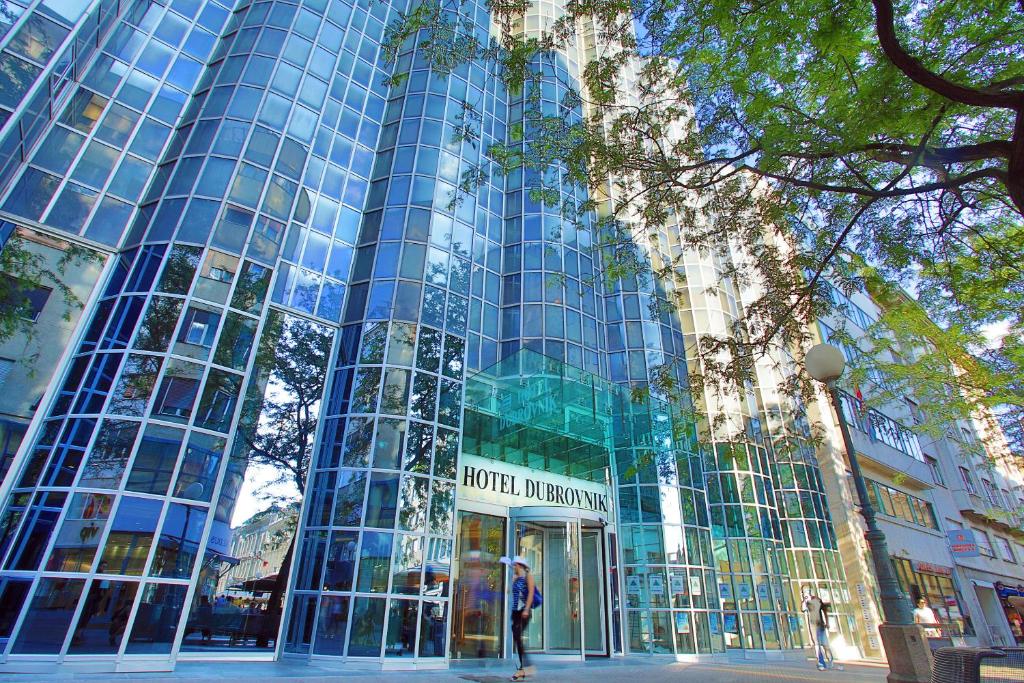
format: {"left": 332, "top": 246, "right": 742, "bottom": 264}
{"left": 835, "top": 390, "right": 932, "bottom": 485}
{"left": 952, "top": 488, "right": 1024, "bottom": 540}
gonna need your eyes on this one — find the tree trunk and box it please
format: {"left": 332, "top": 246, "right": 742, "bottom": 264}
{"left": 257, "top": 533, "right": 295, "bottom": 648}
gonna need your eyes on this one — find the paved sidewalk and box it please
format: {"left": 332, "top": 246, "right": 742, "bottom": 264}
{"left": 0, "top": 657, "right": 890, "bottom": 682}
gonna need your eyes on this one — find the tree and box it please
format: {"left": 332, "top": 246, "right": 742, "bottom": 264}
{"left": 233, "top": 311, "right": 333, "bottom": 646}
{"left": 385, "top": 0, "right": 1023, "bottom": 446}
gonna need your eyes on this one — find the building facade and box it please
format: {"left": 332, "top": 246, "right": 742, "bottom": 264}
{"left": 0, "top": 0, "right": 1013, "bottom": 674}
{"left": 810, "top": 281, "right": 1024, "bottom": 657}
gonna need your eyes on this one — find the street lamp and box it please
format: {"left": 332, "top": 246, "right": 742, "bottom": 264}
{"left": 805, "top": 344, "right": 933, "bottom": 683}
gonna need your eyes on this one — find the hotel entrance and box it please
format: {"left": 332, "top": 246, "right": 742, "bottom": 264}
{"left": 452, "top": 349, "right": 623, "bottom": 663}
{"left": 512, "top": 507, "right": 610, "bottom": 658}
{"left": 450, "top": 506, "right": 612, "bottom": 662}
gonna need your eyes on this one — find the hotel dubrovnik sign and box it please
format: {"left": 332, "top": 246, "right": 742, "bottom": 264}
{"left": 458, "top": 454, "right": 611, "bottom": 514}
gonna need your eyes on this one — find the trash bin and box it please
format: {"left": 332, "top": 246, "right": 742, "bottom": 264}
{"left": 931, "top": 647, "right": 1004, "bottom": 683}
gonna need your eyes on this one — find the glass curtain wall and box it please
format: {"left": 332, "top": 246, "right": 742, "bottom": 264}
{"left": 0, "top": 0, "right": 375, "bottom": 664}
{"left": 282, "top": 0, "right": 499, "bottom": 661}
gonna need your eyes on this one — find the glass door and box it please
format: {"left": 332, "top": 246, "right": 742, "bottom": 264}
{"left": 545, "top": 522, "right": 581, "bottom": 652}
{"left": 581, "top": 527, "right": 606, "bottom": 654}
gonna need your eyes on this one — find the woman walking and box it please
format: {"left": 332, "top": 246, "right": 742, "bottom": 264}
{"left": 501, "top": 555, "right": 536, "bottom": 681}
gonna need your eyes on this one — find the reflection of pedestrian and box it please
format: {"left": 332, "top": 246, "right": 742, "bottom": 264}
{"left": 501, "top": 556, "right": 536, "bottom": 681}
{"left": 108, "top": 593, "right": 133, "bottom": 647}
{"left": 73, "top": 562, "right": 111, "bottom": 643}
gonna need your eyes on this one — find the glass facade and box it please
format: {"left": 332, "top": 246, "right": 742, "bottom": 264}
{"left": 0, "top": 0, "right": 859, "bottom": 670}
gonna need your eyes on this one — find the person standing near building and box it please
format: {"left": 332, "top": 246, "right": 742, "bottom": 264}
{"left": 802, "top": 588, "right": 836, "bottom": 670}
{"left": 501, "top": 556, "right": 537, "bottom": 681}
{"left": 913, "top": 598, "right": 941, "bottom": 637}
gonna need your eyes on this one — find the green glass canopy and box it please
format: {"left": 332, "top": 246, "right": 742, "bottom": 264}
{"left": 462, "top": 349, "right": 699, "bottom": 484}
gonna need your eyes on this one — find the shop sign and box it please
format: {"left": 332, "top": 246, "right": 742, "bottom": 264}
{"left": 689, "top": 575, "right": 703, "bottom": 596}
{"left": 457, "top": 454, "right": 611, "bottom": 513}
{"left": 670, "top": 573, "right": 687, "bottom": 595}
{"left": 649, "top": 574, "right": 665, "bottom": 595}
{"left": 947, "top": 528, "right": 980, "bottom": 557}
{"left": 912, "top": 560, "right": 953, "bottom": 577}
{"left": 626, "top": 575, "right": 642, "bottom": 595}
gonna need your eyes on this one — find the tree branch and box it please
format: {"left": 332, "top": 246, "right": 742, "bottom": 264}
{"left": 750, "top": 166, "right": 1008, "bottom": 199}
{"left": 872, "top": 0, "right": 1022, "bottom": 110}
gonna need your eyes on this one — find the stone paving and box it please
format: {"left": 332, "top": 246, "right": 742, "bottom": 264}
{"left": 0, "top": 657, "right": 892, "bottom": 682}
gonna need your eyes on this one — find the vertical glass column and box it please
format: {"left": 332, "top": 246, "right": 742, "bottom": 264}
{"left": 288, "top": 0, "right": 499, "bottom": 661}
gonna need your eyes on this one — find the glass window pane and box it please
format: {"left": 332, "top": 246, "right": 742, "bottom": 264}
{"left": 347, "top": 596, "right": 385, "bottom": 656}
{"left": 0, "top": 577, "right": 32, "bottom": 646}
{"left": 313, "top": 595, "right": 349, "bottom": 655}
{"left": 419, "top": 600, "right": 447, "bottom": 657}
{"left": 384, "top": 598, "right": 417, "bottom": 657}
{"left": 213, "top": 313, "right": 257, "bottom": 371}
{"left": 365, "top": 473, "right": 398, "bottom": 529}
{"left": 11, "top": 578, "right": 84, "bottom": 653}
{"left": 325, "top": 530, "right": 358, "bottom": 591}
{"left": 33, "top": 126, "right": 85, "bottom": 174}
{"left": 100, "top": 496, "right": 162, "bottom": 575}
{"left": 151, "top": 503, "right": 207, "bottom": 579}
{"left": 96, "top": 103, "right": 140, "bottom": 147}
{"left": 78, "top": 420, "right": 140, "bottom": 489}
{"left": 2, "top": 167, "right": 60, "bottom": 220}
{"left": 334, "top": 469, "right": 367, "bottom": 526}
{"left": 173, "top": 305, "right": 222, "bottom": 360}
{"left": 46, "top": 493, "right": 114, "bottom": 572}
{"left": 134, "top": 296, "right": 182, "bottom": 352}
{"left": 47, "top": 182, "right": 97, "bottom": 232}
{"left": 356, "top": 531, "right": 392, "bottom": 593}
{"left": 173, "top": 431, "right": 225, "bottom": 501}
{"left": 0, "top": 52, "right": 42, "bottom": 108}
{"left": 153, "top": 360, "right": 203, "bottom": 423}
{"left": 372, "top": 418, "right": 405, "bottom": 470}
{"left": 107, "top": 155, "right": 152, "bottom": 201}
{"left": 126, "top": 424, "right": 184, "bottom": 495}
{"left": 68, "top": 580, "right": 138, "bottom": 653}
{"left": 125, "top": 583, "right": 188, "bottom": 653}
{"left": 391, "top": 534, "right": 421, "bottom": 595}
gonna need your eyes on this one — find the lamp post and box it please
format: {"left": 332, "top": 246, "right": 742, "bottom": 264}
{"left": 805, "top": 344, "right": 933, "bottom": 683}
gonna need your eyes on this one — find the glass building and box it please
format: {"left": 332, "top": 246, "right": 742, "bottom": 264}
{"left": 0, "top": 0, "right": 859, "bottom": 671}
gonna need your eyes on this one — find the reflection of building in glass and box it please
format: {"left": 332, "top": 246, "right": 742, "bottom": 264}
{"left": 217, "top": 503, "right": 298, "bottom": 596}
{"left": 0, "top": 0, "right": 1021, "bottom": 673}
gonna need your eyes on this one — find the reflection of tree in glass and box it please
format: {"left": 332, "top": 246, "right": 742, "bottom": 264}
{"left": 234, "top": 311, "right": 332, "bottom": 646}
{"left": 156, "top": 246, "right": 201, "bottom": 295}
{"left": 109, "top": 354, "right": 163, "bottom": 416}
{"left": 135, "top": 297, "right": 183, "bottom": 352}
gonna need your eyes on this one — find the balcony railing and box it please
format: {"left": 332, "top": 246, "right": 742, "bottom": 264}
{"left": 836, "top": 390, "right": 924, "bottom": 462}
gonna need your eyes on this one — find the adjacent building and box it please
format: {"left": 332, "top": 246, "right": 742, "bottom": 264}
{"left": 0, "top": 0, "right": 1018, "bottom": 675}
{"left": 810, "top": 280, "right": 1024, "bottom": 656}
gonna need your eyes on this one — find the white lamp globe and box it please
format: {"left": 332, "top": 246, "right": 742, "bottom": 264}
{"left": 805, "top": 344, "right": 846, "bottom": 383}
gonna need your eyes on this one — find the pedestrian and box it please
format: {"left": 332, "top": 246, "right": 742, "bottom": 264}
{"left": 801, "top": 588, "right": 837, "bottom": 671}
{"left": 913, "top": 598, "right": 940, "bottom": 637}
{"left": 501, "top": 555, "right": 540, "bottom": 681}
